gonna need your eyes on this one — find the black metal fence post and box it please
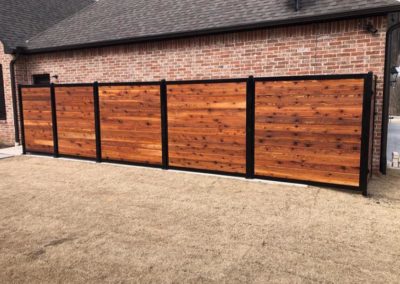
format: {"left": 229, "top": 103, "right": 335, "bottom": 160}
{"left": 246, "top": 76, "right": 255, "bottom": 179}
{"left": 160, "top": 79, "right": 169, "bottom": 169}
{"left": 93, "top": 82, "right": 102, "bottom": 163}
{"left": 50, "top": 83, "right": 59, "bottom": 157}
{"left": 17, "top": 85, "right": 26, "bottom": 155}
{"left": 359, "top": 72, "right": 374, "bottom": 196}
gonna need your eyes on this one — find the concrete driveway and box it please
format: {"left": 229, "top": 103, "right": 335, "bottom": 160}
{"left": 388, "top": 117, "right": 400, "bottom": 164}
{"left": 0, "top": 156, "right": 399, "bottom": 283}
{"left": 0, "top": 146, "right": 22, "bottom": 159}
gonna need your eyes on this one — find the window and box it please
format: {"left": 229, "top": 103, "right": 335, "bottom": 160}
{"left": 0, "top": 64, "right": 6, "bottom": 120}
{"left": 33, "top": 74, "right": 50, "bottom": 85}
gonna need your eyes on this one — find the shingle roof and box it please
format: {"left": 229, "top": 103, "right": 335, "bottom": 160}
{"left": 5, "top": 0, "right": 400, "bottom": 53}
{"left": 0, "top": 0, "right": 94, "bottom": 53}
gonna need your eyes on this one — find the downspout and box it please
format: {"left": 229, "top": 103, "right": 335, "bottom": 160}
{"left": 380, "top": 20, "right": 400, "bottom": 174}
{"left": 10, "top": 47, "right": 22, "bottom": 144}
{"left": 294, "top": 0, "right": 300, "bottom": 12}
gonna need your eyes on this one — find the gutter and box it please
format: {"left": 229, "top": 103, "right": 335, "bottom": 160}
{"left": 9, "top": 47, "right": 23, "bottom": 144}
{"left": 20, "top": 5, "right": 400, "bottom": 55}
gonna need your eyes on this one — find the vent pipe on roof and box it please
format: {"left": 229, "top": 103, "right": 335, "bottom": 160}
{"left": 294, "top": 0, "right": 300, "bottom": 11}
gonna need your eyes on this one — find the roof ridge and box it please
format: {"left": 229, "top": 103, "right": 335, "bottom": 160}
{"left": 24, "top": 0, "right": 98, "bottom": 47}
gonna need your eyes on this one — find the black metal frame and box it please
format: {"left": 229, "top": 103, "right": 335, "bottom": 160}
{"left": 254, "top": 73, "right": 368, "bottom": 82}
{"left": 166, "top": 78, "right": 247, "bottom": 85}
{"left": 98, "top": 81, "right": 160, "bottom": 87}
{"left": 18, "top": 84, "right": 52, "bottom": 89}
{"left": 0, "top": 64, "right": 6, "bottom": 120}
{"left": 253, "top": 174, "right": 360, "bottom": 192}
{"left": 370, "top": 76, "right": 378, "bottom": 173}
{"left": 18, "top": 85, "right": 55, "bottom": 156}
{"left": 51, "top": 83, "right": 94, "bottom": 87}
{"left": 168, "top": 166, "right": 247, "bottom": 179}
{"left": 58, "top": 154, "right": 97, "bottom": 162}
{"left": 93, "top": 82, "right": 102, "bottom": 162}
{"left": 360, "top": 72, "right": 374, "bottom": 196}
{"left": 25, "top": 151, "right": 54, "bottom": 158}
{"left": 160, "top": 79, "right": 169, "bottom": 169}
{"left": 18, "top": 73, "right": 375, "bottom": 195}
{"left": 50, "top": 83, "right": 59, "bottom": 157}
{"left": 246, "top": 76, "right": 255, "bottom": 178}
{"left": 102, "top": 158, "right": 163, "bottom": 169}
{"left": 253, "top": 73, "right": 374, "bottom": 194}
{"left": 17, "top": 84, "right": 57, "bottom": 156}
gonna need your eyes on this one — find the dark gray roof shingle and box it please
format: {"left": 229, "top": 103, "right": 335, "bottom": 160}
{"left": 0, "top": 0, "right": 94, "bottom": 52}
{"left": 3, "top": 0, "right": 400, "bottom": 53}
{"left": 25, "top": 0, "right": 400, "bottom": 52}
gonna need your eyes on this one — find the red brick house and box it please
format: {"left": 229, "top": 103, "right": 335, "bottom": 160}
{"left": 1, "top": 0, "right": 400, "bottom": 175}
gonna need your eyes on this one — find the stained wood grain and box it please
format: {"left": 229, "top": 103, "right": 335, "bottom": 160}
{"left": 168, "top": 82, "right": 246, "bottom": 174}
{"left": 21, "top": 77, "right": 368, "bottom": 189}
{"left": 255, "top": 79, "right": 364, "bottom": 187}
{"left": 99, "top": 85, "right": 162, "bottom": 164}
{"left": 55, "top": 86, "right": 96, "bottom": 158}
{"left": 21, "top": 87, "right": 53, "bottom": 153}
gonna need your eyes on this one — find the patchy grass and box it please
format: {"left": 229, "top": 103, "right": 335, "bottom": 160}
{"left": 0, "top": 156, "right": 399, "bottom": 283}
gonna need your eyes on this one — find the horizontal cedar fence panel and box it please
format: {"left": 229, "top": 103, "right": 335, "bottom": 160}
{"left": 167, "top": 82, "right": 247, "bottom": 174}
{"left": 55, "top": 86, "right": 96, "bottom": 158}
{"left": 99, "top": 85, "right": 162, "bottom": 165}
{"left": 254, "top": 79, "right": 365, "bottom": 187}
{"left": 19, "top": 73, "right": 373, "bottom": 193}
{"left": 20, "top": 87, "right": 53, "bottom": 153}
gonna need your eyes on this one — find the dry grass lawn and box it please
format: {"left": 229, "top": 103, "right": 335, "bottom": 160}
{"left": 0, "top": 156, "right": 400, "bottom": 283}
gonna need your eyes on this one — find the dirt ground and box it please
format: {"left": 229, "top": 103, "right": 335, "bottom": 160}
{"left": 0, "top": 156, "right": 399, "bottom": 283}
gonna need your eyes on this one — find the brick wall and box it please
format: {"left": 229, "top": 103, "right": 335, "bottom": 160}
{"left": 0, "top": 42, "right": 15, "bottom": 146}
{"left": 15, "top": 16, "right": 387, "bottom": 171}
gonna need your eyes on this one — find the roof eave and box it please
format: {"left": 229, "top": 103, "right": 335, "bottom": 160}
{"left": 0, "top": 39, "right": 14, "bottom": 54}
{"left": 21, "top": 5, "right": 400, "bottom": 55}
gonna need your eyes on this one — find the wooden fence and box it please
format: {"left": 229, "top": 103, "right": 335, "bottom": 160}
{"left": 18, "top": 73, "right": 375, "bottom": 194}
